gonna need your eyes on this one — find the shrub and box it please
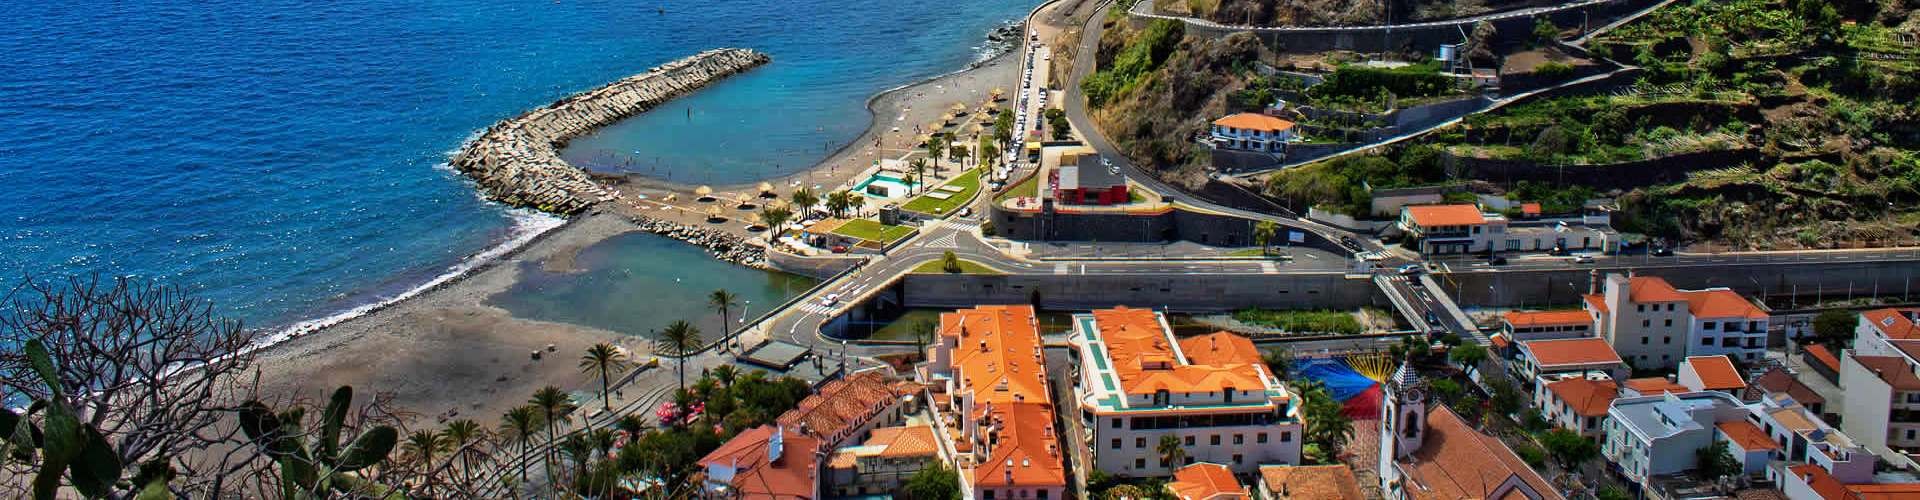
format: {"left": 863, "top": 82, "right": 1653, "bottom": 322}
{"left": 1534, "top": 61, "right": 1575, "bottom": 79}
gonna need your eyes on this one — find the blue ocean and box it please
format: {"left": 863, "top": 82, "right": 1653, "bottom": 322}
{"left": 0, "top": 0, "right": 1034, "bottom": 331}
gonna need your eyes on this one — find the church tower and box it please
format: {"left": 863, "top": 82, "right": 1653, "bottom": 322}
{"left": 1378, "top": 360, "right": 1428, "bottom": 489}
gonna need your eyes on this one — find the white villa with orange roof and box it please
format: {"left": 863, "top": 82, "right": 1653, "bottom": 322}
{"left": 923, "top": 305, "right": 1068, "bottom": 500}
{"left": 1398, "top": 204, "right": 1502, "bottom": 255}
{"left": 1209, "top": 113, "right": 1297, "bottom": 153}
{"left": 1585, "top": 273, "right": 1770, "bottom": 369}
{"left": 1068, "top": 306, "right": 1303, "bottom": 476}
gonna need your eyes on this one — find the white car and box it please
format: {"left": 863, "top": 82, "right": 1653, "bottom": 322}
{"left": 820, "top": 293, "right": 840, "bottom": 306}
{"left": 1571, "top": 254, "right": 1595, "bottom": 264}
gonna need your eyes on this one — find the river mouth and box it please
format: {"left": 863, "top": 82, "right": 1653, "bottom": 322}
{"left": 488, "top": 231, "right": 815, "bottom": 340}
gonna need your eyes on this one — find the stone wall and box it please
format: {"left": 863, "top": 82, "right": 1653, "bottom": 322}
{"left": 1441, "top": 147, "right": 1762, "bottom": 191}
{"left": 449, "top": 49, "right": 771, "bottom": 214}
{"left": 899, "top": 272, "right": 1381, "bottom": 312}
{"left": 988, "top": 203, "right": 1349, "bottom": 254}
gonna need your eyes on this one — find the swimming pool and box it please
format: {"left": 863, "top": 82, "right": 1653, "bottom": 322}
{"left": 852, "top": 172, "right": 920, "bottom": 199}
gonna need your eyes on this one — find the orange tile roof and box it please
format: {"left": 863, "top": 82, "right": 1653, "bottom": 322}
{"left": 1628, "top": 276, "right": 1688, "bottom": 303}
{"left": 1258, "top": 465, "right": 1365, "bottom": 500}
{"left": 1683, "top": 289, "right": 1767, "bottom": 319}
{"left": 1718, "top": 420, "right": 1780, "bottom": 451}
{"left": 1583, "top": 294, "right": 1609, "bottom": 314}
{"left": 1745, "top": 368, "right": 1825, "bottom": 405}
{"left": 1623, "top": 377, "right": 1690, "bottom": 395}
{"left": 1168, "top": 463, "right": 1248, "bottom": 500}
{"left": 1491, "top": 334, "right": 1511, "bottom": 349}
{"left": 1846, "top": 483, "right": 1920, "bottom": 499}
{"left": 1094, "top": 307, "right": 1271, "bottom": 396}
{"left": 1521, "top": 337, "right": 1623, "bottom": 368}
{"left": 1520, "top": 203, "right": 1542, "bottom": 215}
{"left": 1685, "top": 355, "right": 1747, "bottom": 391}
{"left": 1788, "top": 463, "right": 1920, "bottom": 500}
{"left": 698, "top": 425, "right": 820, "bottom": 499}
{"left": 1399, "top": 405, "right": 1563, "bottom": 500}
{"left": 1212, "top": 112, "right": 1295, "bottom": 132}
{"left": 1806, "top": 345, "right": 1842, "bottom": 371}
{"left": 1863, "top": 308, "right": 1920, "bottom": 340}
{"left": 941, "top": 305, "right": 1065, "bottom": 489}
{"left": 1850, "top": 355, "right": 1920, "bottom": 391}
{"left": 1504, "top": 310, "right": 1594, "bottom": 329}
{"left": 777, "top": 370, "right": 901, "bottom": 445}
{"left": 1544, "top": 378, "right": 1618, "bottom": 417}
{"left": 864, "top": 425, "right": 939, "bottom": 458}
{"left": 1404, "top": 204, "right": 1487, "bottom": 227}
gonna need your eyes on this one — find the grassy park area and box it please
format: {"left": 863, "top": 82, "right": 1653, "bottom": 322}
{"left": 912, "top": 258, "right": 1001, "bottom": 275}
{"left": 995, "top": 172, "right": 1040, "bottom": 203}
{"left": 830, "top": 219, "right": 916, "bottom": 244}
{"left": 1232, "top": 308, "right": 1363, "bottom": 334}
{"left": 902, "top": 168, "right": 981, "bottom": 216}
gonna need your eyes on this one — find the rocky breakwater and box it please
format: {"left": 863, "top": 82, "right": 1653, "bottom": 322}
{"left": 450, "top": 48, "right": 772, "bottom": 215}
{"left": 629, "top": 215, "right": 765, "bottom": 268}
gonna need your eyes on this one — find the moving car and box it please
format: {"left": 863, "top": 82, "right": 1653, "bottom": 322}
{"left": 1398, "top": 264, "right": 1423, "bottom": 275}
{"left": 1489, "top": 256, "right": 1508, "bottom": 265}
{"left": 820, "top": 293, "right": 840, "bottom": 306}
{"left": 1571, "top": 254, "right": 1595, "bottom": 264}
{"left": 1651, "top": 246, "right": 1673, "bottom": 256}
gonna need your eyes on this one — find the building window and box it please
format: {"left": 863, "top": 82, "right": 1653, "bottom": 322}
{"left": 1643, "top": 320, "right": 1651, "bottom": 328}
{"left": 1184, "top": 436, "right": 1195, "bottom": 446}
{"left": 1135, "top": 458, "right": 1146, "bottom": 469}
{"left": 1233, "top": 434, "right": 1244, "bottom": 445}
{"left": 1663, "top": 336, "right": 1671, "bottom": 344}
{"left": 1210, "top": 435, "right": 1221, "bottom": 446}
{"left": 1701, "top": 337, "right": 1713, "bottom": 346}
{"left": 1185, "top": 457, "right": 1196, "bottom": 465}
{"left": 1668, "top": 304, "right": 1675, "bottom": 312}
{"left": 1282, "top": 431, "right": 1292, "bottom": 442}
{"left": 1640, "top": 337, "right": 1648, "bottom": 344}
{"left": 1257, "top": 433, "right": 1268, "bottom": 443}
{"left": 1112, "top": 418, "right": 1123, "bottom": 429}
{"left": 1136, "top": 437, "right": 1145, "bottom": 449}
{"left": 1232, "top": 454, "right": 1244, "bottom": 465}
{"left": 1039, "top": 491, "right": 1049, "bottom": 500}
{"left": 1637, "top": 304, "right": 1645, "bottom": 312}
{"left": 1665, "top": 319, "right": 1673, "bottom": 327}
{"left": 986, "top": 491, "right": 995, "bottom": 500}
{"left": 1704, "top": 321, "right": 1717, "bottom": 329}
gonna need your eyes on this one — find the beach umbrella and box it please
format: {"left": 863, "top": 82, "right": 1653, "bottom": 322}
{"left": 694, "top": 185, "right": 713, "bottom": 197}
{"left": 757, "top": 182, "right": 774, "bottom": 194}
{"left": 990, "top": 87, "right": 1005, "bottom": 97}
{"left": 705, "top": 205, "right": 723, "bottom": 217}
{"left": 950, "top": 102, "right": 967, "bottom": 112}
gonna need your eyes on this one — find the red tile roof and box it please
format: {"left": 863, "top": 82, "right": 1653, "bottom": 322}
{"left": 1789, "top": 463, "right": 1920, "bottom": 500}
{"left": 1520, "top": 203, "right": 1542, "bottom": 216}
{"left": 1096, "top": 308, "right": 1270, "bottom": 396}
{"left": 1806, "top": 345, "right": 1842, "bottom": 371}
{"left": 1212, "top": 112, "right": 1295, "bottom": 132}
{"left": 1522, "top": 338, "right": 1623, "bottom": 368}
{"left": 777, "top": 371, "right": 901, "bottom": 445}
{"left": 1544, "top": 378, "right": 1618, "bottom": 417}
{"left": 1683, "top": 289, "right": 1768, "bottom": 319}
{"left": 1890, "top": 340, "right": 1920, "bottom": 364}
{"left": 1628, "top": 276, "right": 1688, "bottom": 303}
{"left": 1744, "top": 368, "right": 1825, "bottom": 405}
{"left": 865, "top": 425, "right": 938, "bottom": 458}
{"left": 1398, "top": 405, "right": 1563, "bottom": 500}
{"left": 1583, "top": 294, "right": 1609, "bottom": 314}
{"left": 1258, "top": 465, "right": 1365, "bottom": 500}
{"left": 1504, "top": 310, "right": 1594, "bottom": 329}
{"left": 699, "top": 425, "right": 820, "bottom": 499}
{"left": 1850, "top": 355, "right": 1920, "bottom": 391}
{"left": 1863, "top": 308, "right": 1920, "bottom": 340}
{"left": 941, "top": 305, "right": 1066, "bottom": 490}
{"left": 1404, "top": 204, "right": 1487, "bottom": 227}
{"left": 1168, "top": 462, "right": 1248, "bottom": 500}
{"left": 1490, "top": 334, "right": 1511, "bottom": 349}
{"left": 1718, "top": 420, "right": 1780, "bottom": 451}
{"left": 1623, "top": 377, "right": 1690, "bottom": 396}
{"left": 1685, "top": 355, "right": 1747, "bottom": 391}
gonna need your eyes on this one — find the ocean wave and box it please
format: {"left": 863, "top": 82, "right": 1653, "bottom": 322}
{"left": 243, "top": 208, "right": 566, "bottom": 355}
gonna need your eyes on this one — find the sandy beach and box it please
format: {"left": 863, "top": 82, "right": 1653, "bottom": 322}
{"left": 249, "top": 43, "right": 1022, "bottom": 427}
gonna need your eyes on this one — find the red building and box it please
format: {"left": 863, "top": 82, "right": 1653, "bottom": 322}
{"left": 1049, "top": 147, "right": 1128, "bottom": 205}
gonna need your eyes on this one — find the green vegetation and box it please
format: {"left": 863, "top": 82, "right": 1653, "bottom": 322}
{"left": 902, "top": 462, "right": 962, "bottom": 500}
{"left": 1083, "top": 20, "right": 1262, "bottom": 186}
{"left": 996, "top": 172, "right": 1041, "bottom": 203}
{"left": 1308, "top": 62, "right": 1457, "bottom": 110}
{"left": 832, "top": 219, "right": 917, "bottom": 244}
{"left": 1263, "top": 146, "right": 1446, "bottom": 216}
{"left": 913, "top": 258, "right": 1001, "bottom": 275}
{"left": 902, "top": 168, "right": 982, "bottom": 215}
{"left": 1231, "top": 308, "right": 1362, "bottom": 334}
{"left": 1081, "top": 19, "right": 1185, "bottom": 108}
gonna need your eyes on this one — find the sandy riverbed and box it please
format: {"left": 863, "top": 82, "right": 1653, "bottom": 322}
{"left": 250, "top": 46, "right": 1021, "bottom": 427}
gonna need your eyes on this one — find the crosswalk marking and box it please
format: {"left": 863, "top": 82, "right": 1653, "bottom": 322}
{"left": 1259, "top": 262, "right": 1278, "bottom": 274}
{"left": 1053, "top": 263, "right": 1068, "bottom": 275}
{"left": 924, "top": 232, "right": 959, "bottom": 249}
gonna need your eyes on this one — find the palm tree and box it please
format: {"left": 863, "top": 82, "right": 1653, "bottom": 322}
{"left": 789, "top": 188, "right": 818, "bottom": 218}
{"left": 1156, "top": 434, "right": 1186, "bottom": 470}
{"left": 910, "top": 158, "right": 930, "bottom": 195}
{"left": 759, "top": 205, "right": 792, "bottom": 239}
{"left": 824, "top": 190, "right": 851, "bottom": 219}
{"left": 843, "top": 191, "right": 864, "bottom": 217}
{"left": 579, "top": 342, "right": 628, "bottom": 413}
{"left": 950, "top": 144, "right": 971, "bottom": 170}
{"left": 1253, "top": 220, "right": 1278, "bottom": 255}
{"left": 441, "top": 418, "right": 486, "bottom": 490}
{"left": 709, "top": 289, "right": 741, "bottom": 351}
{"left": 403, "top": 428, "right": 448, "bottom": 492}
{"left": 925, "top": 136, "right": 946, "bottom": 183}
{"left": 655, "top": 320, "right": 704, "bottom": 394}
{"left": 498, "top": 406, "right": 544, "bottom": 481}
{"left": 913, "top": 319, "right": 938, "bottom": 356}
{"left": 615, "top": 413, "right": 653, "bottom": 439}
{"left": 529, "top": 386, "right": 578, "bottom": 475}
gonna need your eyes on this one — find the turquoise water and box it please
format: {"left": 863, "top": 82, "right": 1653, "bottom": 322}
{"left": 0, "top": 0, "right": 1034, "bottom": 331}
{"left": 489, "top": 232, "right": 817, "bottom": 339}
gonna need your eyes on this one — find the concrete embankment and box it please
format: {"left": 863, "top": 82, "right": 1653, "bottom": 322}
{"left": 450, "top": 48, "right": 771, "bottom": 214}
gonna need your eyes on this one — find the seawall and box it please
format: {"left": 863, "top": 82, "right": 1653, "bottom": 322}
{"left": 449, "top": 48, "right": 772, "bottom": 214}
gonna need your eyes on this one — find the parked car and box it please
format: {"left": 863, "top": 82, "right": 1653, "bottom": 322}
{"left": 1571, "top": 254, "right": 1595, "bottom": 264}
{"left": 1489, "top": 256, "right": 1508, "bottom": 265}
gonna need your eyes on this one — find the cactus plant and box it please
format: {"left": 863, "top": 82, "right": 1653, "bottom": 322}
{"left": 20, "top": 338, "right": 123, "bottom": 499}
{"left": 236, "top": 386, "right": 399, "bottom": 499}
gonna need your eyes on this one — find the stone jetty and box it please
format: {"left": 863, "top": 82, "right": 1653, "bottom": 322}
{"left": 628, "top": 215, "right": 765, "bottom": 268}
{"left": 450, "top": 48, "right": 771, "bottom": 215}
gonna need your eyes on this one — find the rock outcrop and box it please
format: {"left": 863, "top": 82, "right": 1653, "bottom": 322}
{"left": 628, "top": 215, "right": 765, "bottom": 268}
{"left": 450, "top": 49, "right": 771, "bottom": 215}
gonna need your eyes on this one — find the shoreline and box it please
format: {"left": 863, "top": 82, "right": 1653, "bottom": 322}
{"left": 246, "top": 31, "right": 1024, "bottom": 425}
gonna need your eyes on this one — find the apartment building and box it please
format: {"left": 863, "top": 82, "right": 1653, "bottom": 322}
{"left": 1585, "top": 273, "right": 1769, "bottom": 370}
{"left": 1501, "top": 309, "right": 1596, "bottom": 342}
{"left": 1602, "top": 391, "right": 1752, "bottom": 483}
{"left": 1069, "top": 307, "right": 1303, "bottom": 476}
{"left": 924, "top": 305, "right": 1068, "bottom": 500}
{"left": 1513, "top": 337, "right": 1626, "bottom": 392}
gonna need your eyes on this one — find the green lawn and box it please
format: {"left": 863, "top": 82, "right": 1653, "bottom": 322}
{"left": 912, "top": 258, "right": 1002, "bottom": 275}
{"left": 1232, "top": 309, "right": 1363, "bottom": 335}
{"left": 1226, "top": 248, "right": 1288, "bottom": 257}
{"left": 902, "top": 168, "right": 982, "bottom": 216}
{"left": 831, "top": 219, "right": 916, "bottom": 244}
{"left": 995, "top": 171, "right": 1041, "bottom": 203}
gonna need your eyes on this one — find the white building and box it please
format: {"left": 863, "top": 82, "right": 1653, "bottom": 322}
{"left": 1378, "top": 362, "right": 1562, "bottom": 499}
{"left": 1601, "top": 391, "right": 1751, "bottom": 483}
{"left": 1584, "top": 273, "right": 1770, "bottom": 370}
{"left": 1209, "top": 113, "right": 1297, "bottom": 153}
{"left": 1069, "top": 307, "right": 1303, "bottom": 476}
{"left": 1838, "top": 308, "right": 1920, "bottom": 463}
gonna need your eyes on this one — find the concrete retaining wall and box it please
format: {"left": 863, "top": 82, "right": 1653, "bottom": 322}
{"left": 899, "top": 272, "right": 1381, "bottom": 312}
{"left": 449, "top": 49, "right": 771, "bottom": 214}
{"left": 1442, "top": 260, "right": 1920, "bottom": 308}
{"left": 765, "top": 248, "right": 866, "bottom": 279}
{"left": 988, "top": 204, "right": 1348, "bottom": 254}
{"left": 1441, "top": 147, "right": 1761, "bottom": 191}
